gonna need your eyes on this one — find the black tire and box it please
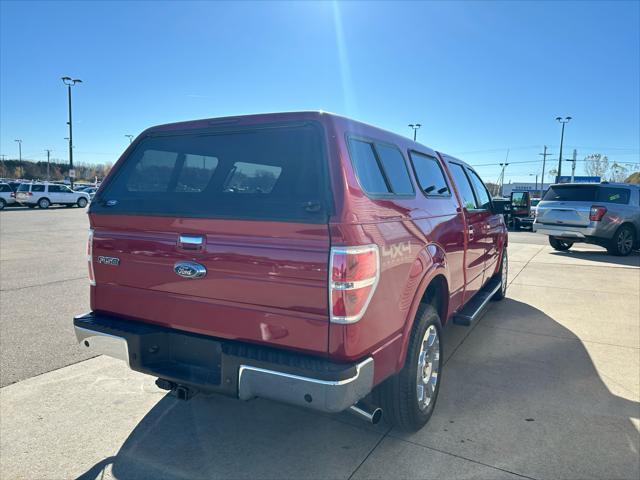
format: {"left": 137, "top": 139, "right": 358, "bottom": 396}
{"left": 0, "top": 199, "right": 5, "bottom": 210}
{"left": 492, "top": 248, "right": 508, "bottom": 301}
{"left": 38, "top": 198, "right": 50, "bottom": 209}
{"left": 607, "top": 225, "right": 636, "bottom": 257}
{"left": 77, "top": 197, "right": 88, "bottom": 208}
{"left": 549, "top": 236, "right": 573, "bottom": 251}
{"left": 373, "top": 304, "right": 443, "bottom": 431}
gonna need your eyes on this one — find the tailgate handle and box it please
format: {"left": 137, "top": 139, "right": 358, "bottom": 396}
{"left": 178, "top": 234, "right": 204, "bottom": 250}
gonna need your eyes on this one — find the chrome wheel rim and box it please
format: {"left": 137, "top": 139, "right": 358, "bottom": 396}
{"left": 416, "top": 325, "right": 440, "bottom": 410}
{"left": 618, "top": 230, "right": 633, "bottom": 254}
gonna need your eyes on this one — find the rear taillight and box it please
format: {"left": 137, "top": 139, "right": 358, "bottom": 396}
{"left": 87, "top": 229, "right": 96, "bottom": 286}
{"left": 589, "top": 205, "right": 607, "bottom": 222}
{"left": 10, "top": 192, "right": 15, "bottom": 198}
{"left": 329, "top": 245, "right": 379, "bottom": 324}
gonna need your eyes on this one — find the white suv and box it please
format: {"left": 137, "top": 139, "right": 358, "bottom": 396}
{"left": 0, "top": 183, "right": 17, "bottom": 210}
{"left": 15, "top": 183, "right": 90, "bottom": 209}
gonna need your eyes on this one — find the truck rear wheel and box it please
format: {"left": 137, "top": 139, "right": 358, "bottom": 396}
{"left": 549, "top": 236, "right": 573, "bottom": 251}
{"left": 607, "top": 225, "right": 635, "bottom": 257}
{"left": 373, "top": 304, "right": 442, "bottom": 431}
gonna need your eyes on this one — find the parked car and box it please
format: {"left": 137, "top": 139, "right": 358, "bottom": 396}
{"left": 81, "top": 186, "right": 98, "bottom": 200}
{"left": 15, "top": 182, "right": 90, "bottom": 209}
{"left": 7, "top": 181, "right": 23, "bottom": 193}
{"left": 534, "top": 182, "right": 640, "bottom": 256}
{"left": 73, "top": 112, "right": 508, "bottom": 431}
{"left": 0, "top": 182, "right": 17, "bottom": 210}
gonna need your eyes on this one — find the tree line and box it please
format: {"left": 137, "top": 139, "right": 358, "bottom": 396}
{"left": 0, "top": 159, "right": 112, "bottom": 182}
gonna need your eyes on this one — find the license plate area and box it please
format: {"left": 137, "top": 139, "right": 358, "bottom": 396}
{"left": 137, "top": 330, "right": 222, "bottom": 387}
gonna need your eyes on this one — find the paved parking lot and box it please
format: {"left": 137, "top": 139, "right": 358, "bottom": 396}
{"left": 1, "top": 208, "right": 638, "bottom": 479}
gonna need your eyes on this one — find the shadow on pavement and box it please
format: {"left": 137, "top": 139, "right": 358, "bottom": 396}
{"left": 548, "top": 248, "right": 640, "bottom": 267}
{"left": 77, "top": 299, "right": 640, "bottom": 480}
{"left": 0, "top": 205, "right": 77, "bottom": 212}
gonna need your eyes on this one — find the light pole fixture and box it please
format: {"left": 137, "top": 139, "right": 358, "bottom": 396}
{"left": 62, "top": 76, "right": 82, "bottom": 187}
{"left": 14, "top": 139, "right": 22, "bottom": 161}
{"left": 529, "top": 173, "right": 539, "bottom": 193}
{"left": 499, "top": 162, "right": 510, "bottom": 197}
{"left": 408, "top": 123, "right": 422, "bottom": 142}
{"left": 555, "top": 116, "right": 572, "bottom": 179}
{"left": 125, "top": 134, "right": 134, "bottom": 144}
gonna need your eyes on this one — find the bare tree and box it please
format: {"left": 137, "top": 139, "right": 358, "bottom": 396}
{"left": 584, "top": 154, "right": 609, "bottom": 178}
{"left": 609, "top": 162, "right": 629, "bottom": 182}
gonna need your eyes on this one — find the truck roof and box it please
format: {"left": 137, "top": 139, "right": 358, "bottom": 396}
{"left": 144, "top": 111, "right": 442, "bottom": 160}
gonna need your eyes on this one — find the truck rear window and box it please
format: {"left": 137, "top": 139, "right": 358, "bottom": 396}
{"left": 543, "top": 185, "right": 596, "bottom": 202}
{"left": 92, "top": 123, "right": 330, "bottom": 223}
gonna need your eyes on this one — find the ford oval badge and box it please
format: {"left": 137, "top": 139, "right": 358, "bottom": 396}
{"left": 173, "top": 261, "right": 207, "bottom": 279}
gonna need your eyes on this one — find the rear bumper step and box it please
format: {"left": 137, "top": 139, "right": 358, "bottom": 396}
{"left": 73, "top": 312, "right": 373, "bottom": 413}
{"left": 453, "top": 277, "right": 501, "bottom": 326}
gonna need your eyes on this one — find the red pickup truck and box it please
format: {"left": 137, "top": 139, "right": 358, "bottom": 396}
{"left": 74, "top": 112, "right": 508, "bottom": 431}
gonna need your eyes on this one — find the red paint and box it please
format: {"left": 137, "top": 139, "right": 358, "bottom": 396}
{"left": 88, "top": 111, "right": 507, "bottom": 384}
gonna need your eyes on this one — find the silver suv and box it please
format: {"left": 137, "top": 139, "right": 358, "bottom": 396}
{"left": 534, "top": 183, "right": 640, "bottom": 256}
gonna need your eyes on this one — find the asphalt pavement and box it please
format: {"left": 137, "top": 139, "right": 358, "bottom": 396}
{"left": 1, "top": 208, "right": 638, "bottom": 479}
{"left": 0, "top": 206, "right": 92, "bottom": 387}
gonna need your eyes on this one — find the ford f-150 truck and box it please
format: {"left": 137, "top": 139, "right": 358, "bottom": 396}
{"left": 74, "top": 112, "right": 508, "bottom": 431}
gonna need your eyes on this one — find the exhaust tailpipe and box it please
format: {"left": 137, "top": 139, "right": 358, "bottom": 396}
{"left": 349, "top": 401, "right": 383, "bottom": 425}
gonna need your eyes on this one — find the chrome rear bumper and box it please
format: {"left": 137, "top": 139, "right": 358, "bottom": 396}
{"left": 73, "top": 314, "right": 373, "bottom": 414}
{"left": 533, "top": 223, "right": 597, "bottom": 239}
{"left": 238, "top": 358, "right": 374, "bottom": 413}
{"left": 75, "top": 326, "right": 130, "bottom": 365}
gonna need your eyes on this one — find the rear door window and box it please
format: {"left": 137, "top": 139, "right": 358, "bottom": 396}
{"left": 448, "top": 163, "right": 478, "bottom": 210}
{"left": 410, "top": 152, "right": 450, "bottom": 196}
{"left": 48, "top": 185, "right": 62, "bottom": 193}
{"left": 93, "top": 123, "right": 329, "bottom": 223}
{"left": 596, "top": 187, "right": 630, "bottom": 204}
{"left": 0, "top": 184, "right": 10, "bottom": 192}
{"left": 543, "top": 185, "right": 596, "bottom": 201}
{"left": 32, "top": 185, "right": 45, "bottom": 192}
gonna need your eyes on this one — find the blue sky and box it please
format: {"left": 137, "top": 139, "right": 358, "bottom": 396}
{"left": 1, "top": 0, "right": 639, "bottom": 184}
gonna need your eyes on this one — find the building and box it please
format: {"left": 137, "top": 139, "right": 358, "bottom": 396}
{"left": 502, "top": 182, "right": 551, "bottom": 198}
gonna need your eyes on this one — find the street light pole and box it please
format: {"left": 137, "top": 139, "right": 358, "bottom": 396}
{"left": 499, "top": 162, "right": 509, "bottom": 197}
{"left": 538, "top": 145, "right": 552, "bottom": 198}
{"left": 62, "top": 77, "right": 82, "bottom": 188}
{"left": 555, "top": 116, "right": 572, "bottom": 180}
{"left": 125, "top": 134, "right": 134, "bottom": 144}
{"left": 14, "top": 139, "right": 22, "bottom": 161}
{"left": 408, "top": 124, "right": 422, "bottom": 142}
{"left": 45, "top": 149, "right": 51, "bottom": 180}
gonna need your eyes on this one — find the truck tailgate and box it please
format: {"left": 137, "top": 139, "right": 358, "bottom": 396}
{"left": 91, "top": 215, "right": 330, "bottom": 355}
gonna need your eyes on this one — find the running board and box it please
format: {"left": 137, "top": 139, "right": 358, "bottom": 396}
{"left": 453, "top": 278, "right": 501, "bottom": 326}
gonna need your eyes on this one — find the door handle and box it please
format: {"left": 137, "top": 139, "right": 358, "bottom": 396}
{"left": 468, "top": 225, "right": 475, "bottom": 241}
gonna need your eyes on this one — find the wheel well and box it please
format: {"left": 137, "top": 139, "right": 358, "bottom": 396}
{"left": 617, "top": 222, "right": 639, "bottom": 246}
{"left": 39, "top": 197, "right": 50, "bottom": 203}
{"left": 420, "top": 275, "right": 449, "bottom": 324}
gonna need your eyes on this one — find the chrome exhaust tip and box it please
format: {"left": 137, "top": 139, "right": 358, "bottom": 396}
{"left": 349, "top": 401, "right": 383, "bottom": 425}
